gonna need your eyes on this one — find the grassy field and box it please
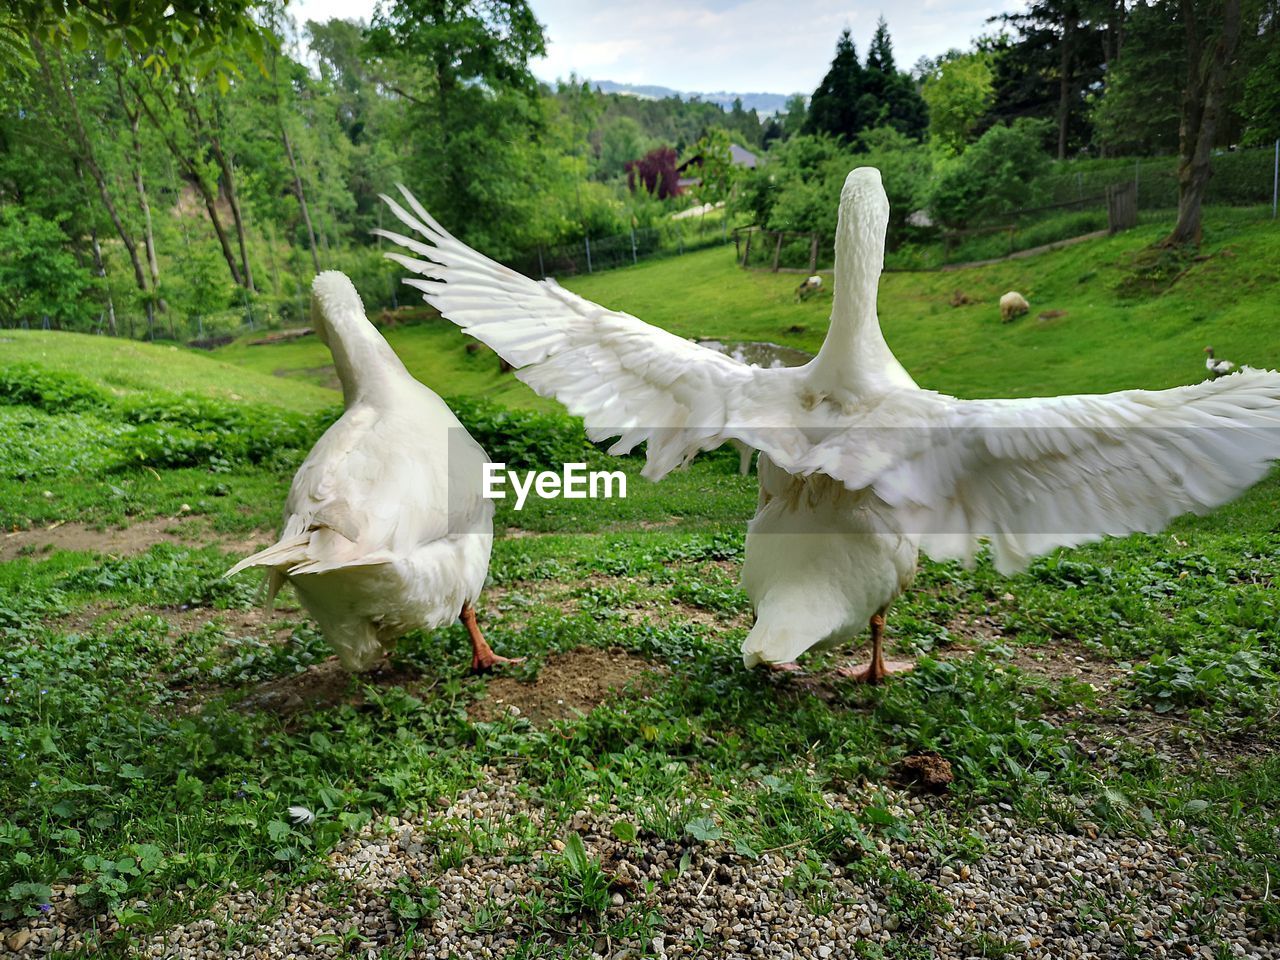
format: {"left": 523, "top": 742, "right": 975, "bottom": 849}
{"left": 1, "top": 209, "right": 1278, "bottom": 957}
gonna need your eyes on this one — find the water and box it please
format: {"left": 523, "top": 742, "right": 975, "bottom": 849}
{"left": 696, "top": 339, "right": 813, "bottom": 369}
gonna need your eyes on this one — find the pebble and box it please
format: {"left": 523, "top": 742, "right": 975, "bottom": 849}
{"left": 1, "top": 773, "right": 1274, "bottom": 959}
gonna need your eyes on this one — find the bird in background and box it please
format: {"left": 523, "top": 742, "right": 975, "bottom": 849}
{"left": 376, "top": 173, "right": 1280, "bottom": 683}
{"left": 226, "top": 271, "right": 520, "bottom": 674}
{"left": 1204, "top": 346, "right": 1236, "bottom": 378}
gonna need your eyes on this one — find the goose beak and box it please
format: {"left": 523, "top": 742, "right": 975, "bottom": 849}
{"left": 838, "top": 167, "right": 890, "bottom": 236}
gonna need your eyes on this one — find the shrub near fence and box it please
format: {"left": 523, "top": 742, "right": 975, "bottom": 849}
{"left": 1037, "top": 142, "right": 1278, "bottom": 210}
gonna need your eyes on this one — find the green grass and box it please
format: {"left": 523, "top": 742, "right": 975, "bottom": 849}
{"left": 2, "top": 205, "right": 1279, "bottom": 955}
{"left": 0, "top": 331, "right": 336, "bottom": 414}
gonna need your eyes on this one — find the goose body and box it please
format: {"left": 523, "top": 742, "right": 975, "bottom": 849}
{"left": 1204, "top": 346, "right": 1235, "bottom": 378}
{"left": 377, "top": 173, "right": 1280, "bottom": 679}
{"left": 227, "top": 272, "right": 509, "bottom": 673}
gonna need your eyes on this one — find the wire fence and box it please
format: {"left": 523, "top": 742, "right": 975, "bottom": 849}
{"left": 505, "top": 210, "right": 733, "bottom": 279}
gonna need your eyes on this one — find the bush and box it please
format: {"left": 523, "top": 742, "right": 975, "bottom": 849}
{"left": 929, "top": 119, "right": 1052, "bottom": 228}
{"left": 0, "top": 364, "right": 109, "bottom": 413}
{"left": 446, "top": 395, "right": 594, "bottom": 470}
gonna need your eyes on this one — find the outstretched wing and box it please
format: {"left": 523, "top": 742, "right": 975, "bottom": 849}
{"left": 376, "top": 186, "right": 811, "bottom": 479}
{"left": 798, "top": 370, "right": 1280, "bottom": 573}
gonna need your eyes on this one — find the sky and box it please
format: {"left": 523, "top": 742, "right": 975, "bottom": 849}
{"left": 287, "top": 0, "right": 1022, "bottom": 95}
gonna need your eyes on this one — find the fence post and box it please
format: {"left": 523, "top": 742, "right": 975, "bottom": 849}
{"left": 584, "top": 235, "right": 592, "bottom": 274}
{"left": 1134, "top": 158, "right": 1140, "bottom": 205}
{"left": 1273, "top": 139, "right": 1278, "bottom": 219}
{"left": 742, "top": 229, "right": 752, "bottom": 267}
{"left": 537, "top": 245, "right": 545, "bottom": 278}
{"left": 630, "top": 227, "right": 638, "bottom": 266}
{"left": 808, "top": 233, "right": 818, "bottom": 273}
{"left": 771, "top": 232, "right": 783, "bottom": 272}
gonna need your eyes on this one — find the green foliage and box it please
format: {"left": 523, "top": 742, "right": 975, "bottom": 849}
{"left": 445, "top": 395, "right": 592, "bottom": 470}
{"left": 921, "top": 53, "right": 994, "bottom": 156}
{"left": 0, "top": 207, "right": 98, "bottom": 328}
{"left": 0, "top": 363, "right": 107, "bottom": 412}
{"left": 0, "top": 362, "right": 330, "bottom": 473}
{"left": 1089, "top": 3, "right": 1183, "bottom": 156}
{"left": 687, "top": 128, "right": 736, "bottom": 205}
{"left": 739, "top": 129, "right": 932, "bottom": 249}
{"left": 929, "top": 118, "right": 1052, "bottom": 228}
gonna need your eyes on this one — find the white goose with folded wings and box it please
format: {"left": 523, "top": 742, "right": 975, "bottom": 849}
{"left": 377, "top": 169, "right": 1280, "bottom": 682}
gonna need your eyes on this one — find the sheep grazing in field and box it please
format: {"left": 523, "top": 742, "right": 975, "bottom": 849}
{"left": 999, "top": 291, "right": 1030, "bottom": 322}
{"left": 796, "top": 275, "right": 823, "bottom": 302}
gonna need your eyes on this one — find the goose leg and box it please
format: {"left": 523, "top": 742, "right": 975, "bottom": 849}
{"left": 461, "top": 603, "right": 524, "bottom": 674}
{"left": 837, "top": 614, "right": 914, "bottom": 684}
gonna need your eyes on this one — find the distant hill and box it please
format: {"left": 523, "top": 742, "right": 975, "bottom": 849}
{"left": 592, "top": 80, "right": 796, "bottom": 115}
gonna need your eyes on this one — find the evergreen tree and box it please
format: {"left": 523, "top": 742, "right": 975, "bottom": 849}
{"left": 804, "top": 30, "right": 868, "bottom": 141}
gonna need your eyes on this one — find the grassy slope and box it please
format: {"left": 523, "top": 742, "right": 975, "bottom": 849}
{"left": 562, "top": 207, "right": 1280, "bottom": 399}
{"left": 213, "top": 318, "right": 558, "bottom": 411}
{"left": 0, "top": 331, "right": 337, "bottom": 414}
{"left": 211, "top": 206, "right": 1278, "bottom": 407}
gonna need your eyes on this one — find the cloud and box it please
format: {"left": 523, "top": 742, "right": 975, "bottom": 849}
{"left": 286, "top": 0, "right": 1015, "bottom": 94}
{"left": 530, "top": 0, "right": 1006, "bottom": 92}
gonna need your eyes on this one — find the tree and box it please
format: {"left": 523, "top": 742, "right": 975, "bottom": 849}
{"left": 1164, "top": 0, "right": 1247, "bottom": 246}
{"left": 626, "top": 146, "right": 681, "bottom": 200}
{"left": 1238, "top": 1, "right": 1280, "bottom": 144}
{"left": 921, "top": 53, "right": 994, "bottom": 155}
{"left": 983, "top": 1, "right": 1108, "bottom": 158}
{"left": 599, "top": 116, "right": 651, "bottom": 180}
{"left": 860, "top": 18, "right": 929, "bottom": 140}
{"left": 781, "top": 93, "right": 808, "bottom": 139}
{"left": 0, "top": 206, "right": 97, "bottom": 328}
{"left": 687, "top": 128, "right": 736, "bottom": 204}
{"left": 1089, "top": 3, "right": 1184, "bottom": 155}
{"left": 805, "top": 30, "right": 869, "bottom": 141}
{"left": 929, "top": 118, "right": 1052, "bottom": 228}
{"left": 367, "top": 0, "right": 549, "bottom": 254}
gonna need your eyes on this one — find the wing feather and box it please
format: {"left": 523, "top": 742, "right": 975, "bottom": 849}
{"left": 376, "top": 186, "right": 796, "bottom": 480}
{"left": 799, "top": 370, "right": 1280, "bottom": 572}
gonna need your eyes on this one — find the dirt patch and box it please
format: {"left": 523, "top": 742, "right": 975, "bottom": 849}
{"left": 235, "top": 658, "right": 362, "bottom": 718}
{"left": 0, "top": 516, "right": 274, "bottom": 562}
{"left": 1007, "top": 642, "right": 1123, "bottom": 692}
{"left": 470, "top": 646, "right": 663, "bottom": 725}
{"left": 896, "top": 752, "right": 954, "bottom": 794}
{"left": 278, "top": 364, "right": 340, "bottom": 391}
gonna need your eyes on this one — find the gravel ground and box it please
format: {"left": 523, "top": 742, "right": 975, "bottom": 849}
{"left": 5, "top": 771, "right": 1274, "bottom": 960}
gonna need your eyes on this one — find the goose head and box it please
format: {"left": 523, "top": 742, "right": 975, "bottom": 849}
{"left": 1204, "top": 346, "right": 1214, "bottom": 357}
{"left": 310, "top": 270, "right": 366, "bottom": 348}
{"left": 831, "top": 167, "right": 889, "bottom": 329}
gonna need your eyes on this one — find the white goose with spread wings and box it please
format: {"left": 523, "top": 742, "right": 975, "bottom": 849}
{"left": 377, "top": 170, "right": 1280, "bottom": 681}
{"left": 226, "top": 272, "right": 517, "bottom": 674}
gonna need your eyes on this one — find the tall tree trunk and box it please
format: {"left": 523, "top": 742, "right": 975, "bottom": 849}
{"left": 281, "top": 123, "right": 321, "bottom": 273}
{"left": 88, "top": 226, "right": 117, "bottom": 336}
{"left": 115, "top": 72, "right": 160, "bottom": 299}
{"left": 1164, "top": 0, "right": 1243, "bottom": 247}
{"left": 36, "top": 42, "right": 154, "bottom": 336}
{"left": 1055, "top": 8, "right": 1078, "bottom": 161}
{"left": 126, "top": 73, "right": 245, "bottom": 288}
{"left": 208, "top": 129, "right": 255, "bottom": 293}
